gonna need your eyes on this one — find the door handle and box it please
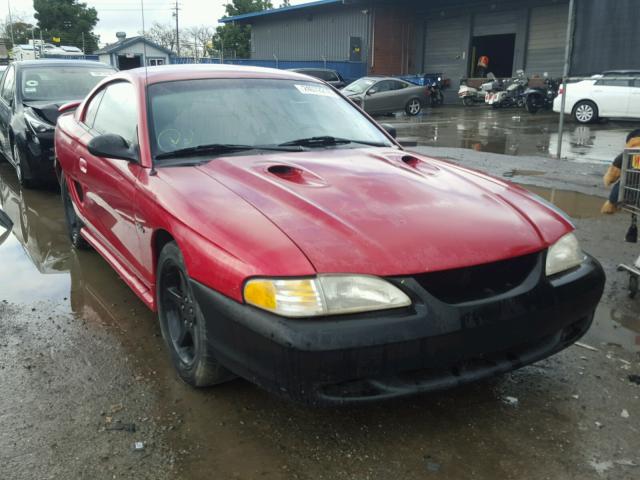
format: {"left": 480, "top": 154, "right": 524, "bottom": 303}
{"left": 79, "top": 157, "right": 87, "bottom": 174}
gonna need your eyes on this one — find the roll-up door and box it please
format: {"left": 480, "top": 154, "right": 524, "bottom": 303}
{"left": 473, "top": 11, "right": 519, "bottom": 36}
{"left": 526, "top": 3, "right": 569, "bottom": 77}
{"left": 423, "top": 15, "right": 471, "bottom": 101}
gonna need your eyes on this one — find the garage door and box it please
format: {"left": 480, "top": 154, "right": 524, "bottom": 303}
{"left": 423, "top": 15, "right": 470, "bottom": 101}
{"left": 526, "top": 3, "right": 569, "bottom": 77}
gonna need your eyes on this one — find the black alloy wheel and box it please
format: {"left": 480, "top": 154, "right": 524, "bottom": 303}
{"left": 157, "top": 241, "right": 234, "bottom": 387}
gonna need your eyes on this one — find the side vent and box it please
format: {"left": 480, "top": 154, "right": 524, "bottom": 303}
{"left": 73, "top": 181, "right": 84, "bottom": 202}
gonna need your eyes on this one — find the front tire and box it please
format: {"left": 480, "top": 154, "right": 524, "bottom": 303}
{"left": 573, "top": 100, "right": 598, "bottom": 124}
{"left": 157, "top": 241, "right": 234, "bottom": 387}
{"left": 462, "top": 97, "right": 474, "bottom": 107}
{"left": 61, "top": 175, "right": 90, "bottom": 250}
{"left": 13, "top": 143, "right": 36, "bottom": 189}
{"left": 405, "top": 98, "right": 422, "bottom": 116}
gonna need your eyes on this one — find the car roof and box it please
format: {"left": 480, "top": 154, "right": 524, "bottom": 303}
{"left": 14, "top": 59, "right": 115, "bottom": 69}
{"left": 114, "top": 64, "right": 325, "bottom": 85}
{"left": 289, "top": 68, "right": 337, "bottom": 73}
{"left": 602, "top": 70, "right": 640, "bottom": 75}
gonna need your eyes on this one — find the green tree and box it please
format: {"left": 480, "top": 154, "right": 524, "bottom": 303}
{"left": 214, "top": 0, "right": 273, "bottom": 59}
{"left": 33, "top": 0, "right": 99, "bottom": 53}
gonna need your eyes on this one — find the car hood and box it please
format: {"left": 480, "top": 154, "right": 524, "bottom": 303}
{"left": 195, "top": 148, "right": 572, "bottom": 275}
{"left": 23, "top": 101, "right": 66, "bottom": 125}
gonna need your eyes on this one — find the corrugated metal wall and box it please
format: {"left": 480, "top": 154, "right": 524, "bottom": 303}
{"left": 525, "top": 3, "right": 568, "bottom": 77}
{"left": 473, "top": 11, "right": 519, "bottom": 36}
{"left": 423, "top": 16, "right": 471, "bottom": 82}
{"left": 250, "top": 6, "right": 370, "bottom": 61}
{"left": 572, "top": 0, "right": 640, "bottom": 75}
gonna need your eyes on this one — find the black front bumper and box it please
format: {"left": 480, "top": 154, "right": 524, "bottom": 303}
{"left": 191, "top": 254, "right": 605, "bottom": 406}
{"left": 20, "top": 132, "right": 56, "bottom": 182}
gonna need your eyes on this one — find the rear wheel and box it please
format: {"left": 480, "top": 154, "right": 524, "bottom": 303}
{"left": 157, "top": 241, "right": 235, "bottom": 387}
{"left": 405, "top": 98, "right": 422, "bottom": 116}
{"left": 526, "top": 95, "right": 540, "bottom": 114}
{"left": 573, "top": 100, "right": 598, "bottom": 124}
{"left": 462, "top": 97, "right": 474, "bottom": 107}
{"left": 61, "top": 174, "right": 90, "bottom": 250}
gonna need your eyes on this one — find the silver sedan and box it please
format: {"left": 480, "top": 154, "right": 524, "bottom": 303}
{"left": 342, "top": 77, "right": 428, "bottom": 116}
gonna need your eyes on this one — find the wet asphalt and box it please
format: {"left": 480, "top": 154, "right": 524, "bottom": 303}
{"left": 1, "top": 107, "right": 639, "bottom": 479}
{"left": 390, "top": 105, "right": 639, "bottom": 164}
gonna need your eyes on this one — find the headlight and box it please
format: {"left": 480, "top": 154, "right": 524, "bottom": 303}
{"left": 545, "top": 233, "right": 585, "bottom": 276}
{"left": 244, "top": 275, "right": 411, "bottom": 318}
{"left": 24, "top": 110, "right": 54, "bottom": 134}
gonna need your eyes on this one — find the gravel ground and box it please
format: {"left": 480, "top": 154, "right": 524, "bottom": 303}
{"left": 0, "top": 149, "right": 639, "bottom": 480}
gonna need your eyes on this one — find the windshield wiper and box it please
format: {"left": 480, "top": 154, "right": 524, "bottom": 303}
{"left": 155, "top": 143, "right": 302, "bottom": 160}
{"left": 278, "top": 136, "right": 388, "bottom": 148}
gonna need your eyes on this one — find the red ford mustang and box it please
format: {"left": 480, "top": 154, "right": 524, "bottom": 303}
{"left": 55, "top": 65, "right": 605, "bottom": 405}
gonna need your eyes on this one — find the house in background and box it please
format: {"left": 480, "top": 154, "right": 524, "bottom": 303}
{"left": 95, "top": 32, "right": 173, "bottom": 70}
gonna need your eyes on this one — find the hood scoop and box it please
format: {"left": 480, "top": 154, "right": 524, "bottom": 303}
{"left": 266, "top": 164, "right": 327, "bottom": 187}
{"left": 397, "top": 154, "right": 440, "bottom": 175}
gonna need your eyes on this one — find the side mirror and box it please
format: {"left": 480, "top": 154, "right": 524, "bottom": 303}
{"left": 88, "top": 134, "right": 138, "bottom": 162}
{"left": 367, "top": 88, "right": 377, "bottom": 95}
{"left": 380, "top": 123, "right": 397, "bottom": 138}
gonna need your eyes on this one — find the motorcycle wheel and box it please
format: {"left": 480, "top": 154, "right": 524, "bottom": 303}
{"left": 526, "top": 96, "right": 540, "bottom": 114}
{"left": 462, "top": 97, "right": 474, "bottom": 107}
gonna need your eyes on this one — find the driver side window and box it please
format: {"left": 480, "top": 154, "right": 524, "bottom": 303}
{"left": 92, "top": 82, "right": 138, "bottom": 145}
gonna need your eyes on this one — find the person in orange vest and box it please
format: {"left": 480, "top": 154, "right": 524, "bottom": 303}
{"left": 477, "top": 55, "right": 490, "bottom": 77}
{"left": 601, "top": 129, "right": 640, "bottom": 217}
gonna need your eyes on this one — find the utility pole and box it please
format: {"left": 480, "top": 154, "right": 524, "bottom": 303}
{"left": 194, "top": 33, "right": 198, "bottom": 62}
{"left": 81, "top": 31, "right": 85, "bottom": 54}
{"left": 7, "top": 0, "right": 15, "bottom": 46}
{"left": 556, "top": 0, "right": 575, "bottom": 160}
{"left": 172, "top": 1, "right": 180, "bottom": 56}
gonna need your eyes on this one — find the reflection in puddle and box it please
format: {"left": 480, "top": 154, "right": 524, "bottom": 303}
{"left": 390, "top": 107, "right": 637, "bottom": 164}
{"left": 584, "top": 304, "right": 640, "bottom": 353}
{"left": 524, "top": 185, "right": 603, "bottom": 219}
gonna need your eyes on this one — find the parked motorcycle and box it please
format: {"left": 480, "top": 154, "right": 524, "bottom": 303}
{"left": 485, "top": 70, "right": 528, "bottom": 109}
{"left": 458, "top": 73, "right": 501, "bottom": 106}
{"left": 524, "top": 73, "right": 559, "bottom": 114}
{"left": 428, "top": 76, "right": 445, "bottom": 106}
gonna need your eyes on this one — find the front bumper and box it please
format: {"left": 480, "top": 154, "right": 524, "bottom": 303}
{"left": 191, "top": 254, "right": 605, "bottom": 405}
{"left": 20, "top": 132, "right": 56, "bottom": 182}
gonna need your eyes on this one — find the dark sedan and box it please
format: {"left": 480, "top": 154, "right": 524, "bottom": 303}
{"left": 0, "top": 60, "right": 115, "bottom": 188}
{"left": 288, "top": 68, "right": 347, "bottom": 89}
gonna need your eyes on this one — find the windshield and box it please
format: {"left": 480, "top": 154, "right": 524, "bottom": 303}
{"left": 20, "top": 67, "right": 114, "bottom": 102}
{"left": 343, "top": 78, "right": 376, "bottom": 95}
{"left": 148, "top": 78, "right": 393, "bottom": 159}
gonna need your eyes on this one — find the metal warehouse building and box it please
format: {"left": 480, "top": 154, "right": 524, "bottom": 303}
{"left": 221, "top": 0, "right": 640, "bottom": 101}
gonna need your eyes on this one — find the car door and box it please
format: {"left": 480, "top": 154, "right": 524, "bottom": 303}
{"left": 628, "top": 78, "right": 640, "bottom": 118}
{"left": 591, "top": 77, "right": 632, "bottom": 117}
{"left": 364, "top": 80, "right": 397, "bottom": 113}
{"left": 78, "top": 81, "right": 147, "bottom": 281}
{"left": 0, "top": 65, "right": 16, "bottom": 160}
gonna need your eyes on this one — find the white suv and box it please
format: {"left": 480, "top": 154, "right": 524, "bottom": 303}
{"left": 553, "top": 70, "right": 640, "bottom": 123}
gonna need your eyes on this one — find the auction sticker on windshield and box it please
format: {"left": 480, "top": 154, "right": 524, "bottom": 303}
{"left": 295, "top": 84, "right": 334, "bottom": 97}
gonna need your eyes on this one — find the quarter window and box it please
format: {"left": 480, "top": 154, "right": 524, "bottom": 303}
{"left": 83, "top": 90, "right": 106, "bottom": 129}
{"left": 92, "top": 82, "right": 138, "bottom": 145}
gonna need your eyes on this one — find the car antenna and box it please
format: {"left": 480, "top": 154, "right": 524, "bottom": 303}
{"left": 140, "top": 0, "right": 157, "bottom": 176}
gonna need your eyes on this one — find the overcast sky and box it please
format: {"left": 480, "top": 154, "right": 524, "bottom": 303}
{"left": 7, "top": 0, "right": 305, "bottom": 46}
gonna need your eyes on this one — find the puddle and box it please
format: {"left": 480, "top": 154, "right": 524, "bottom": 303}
{"left": 523, "top": 185, "right": 603, "bottom": 219}
{"left": 387, "top": 107, "right": 637, "bottom": 164}
{"left": 502, "top": 169, "right": 546, "bottom": 178}
{"left": 583, "top": 303, "right": 640, "bottom": 353}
